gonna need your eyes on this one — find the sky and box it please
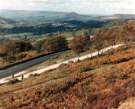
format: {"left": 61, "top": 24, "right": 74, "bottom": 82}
{"left": 0, "top": 0, "right": 134, "bottom": 15}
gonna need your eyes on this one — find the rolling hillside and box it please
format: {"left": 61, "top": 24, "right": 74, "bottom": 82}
{"left": 0, "top": 17, "right": 15, "bottom": 27}
{"left": 96, "top": 20, "right": 135, "bottom": 43}
{"left": 0, "top": 10, "right": 99, "bottom": 25}
{"left": 0, "top": 10, "right": 134, "bottom": 36}
{"left": 0, "top": 10, "right": 135, "bottom": 109}
{"left": 0, "top": 10, "right": 134, "bottom": 25}
{"left": 0, "top": 43, "right": 135, "bottom": 108}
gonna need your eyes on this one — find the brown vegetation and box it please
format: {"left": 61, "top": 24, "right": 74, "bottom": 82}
{"left": 1, "top": 20, "right": 135, "bottom": 68}
{"left": 0, "top": 44, "right": 135, "bottom": 108}
{"left": 0, "top": 36, "right": 68, "bottom": 68}
{"left": 0, "top": 40, "right": 33, "bottom": 56}
{"left": 95, "top": 20, "right": 135, "bottom": 44}
{"left": 1, "top": 20, "right": 135, "bottom": 108}
{"left": 69, "top": 35, "right": 91, "bottom": 53}
{"left": 41, "top": 36, "right": 68, "bottom": 53}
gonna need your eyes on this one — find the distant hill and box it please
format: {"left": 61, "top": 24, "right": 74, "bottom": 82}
{"left": 0, "top": 17, "right": 15, "bottom": 24}
{"left": 0, "top": 20, "right": 107, "bottom": 35}
{"left": 0, "top": 10, "right": 135, "bottom": 25}
{"left": 0, "top": 17, "right": 8, "bottom": 24}
{"left": 101, "top": 14, "right": 135, "bottom": 20}
{"left": 0, "top": 17, "right": 15, "bottom": 29}
{"left": 0, "top": 10, "right": 100, "bottom": 25}
{"left": 0, "top": 10, "right": 135, "bottom": 35}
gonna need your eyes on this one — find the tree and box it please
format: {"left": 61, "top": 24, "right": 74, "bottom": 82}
{"left": 0, "top": 40, "right": 33, "bottom": 62}
{"left": 41, "top": 36, "right": 68, "bottom": 53}
{"left": 70, "top": 35, "right": 91, "bottom": 54}
{"left": 94, "top": 36, "right": 104, "bottom": 56}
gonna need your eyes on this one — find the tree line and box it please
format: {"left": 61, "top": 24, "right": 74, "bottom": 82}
{"left": 1, "top": 22, "right": 134, "bottom": 63}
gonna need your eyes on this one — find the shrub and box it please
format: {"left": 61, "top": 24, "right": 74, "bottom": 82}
{"left": 41, "top": 36, "right": 68, "bottom": 53}
{"left": 70, "top": 35, "right": 91, "bottom": 53}
{"left": 8, "top": 78, "right": 21, "bottom": 84}
{"left": 0, "top": 40, "right": 33, "bottom": 59}
{"left": 29, "top": 73, "right": 40, "bottom": 77}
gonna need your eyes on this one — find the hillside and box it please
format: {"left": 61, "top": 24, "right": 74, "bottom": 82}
{"left": 0, "top": 13, "right": 135, "bottom": 109}
{"left": 96, "top": 20, "right": 135, "bottom": 44}
{"left": 0, "top": 17, "right": 15, "bottom": 29}
{"left": 0, "top": 10, "right": 133, "bottom": 36}
{"left": 0, "top": 43, "right": 135, "bottom": 108}
{"left": 0, "top": 10, "right": 99, "bottom": 25}
{"left": 101, "top": 14, "right": 135, "bottom": 20}
{"left": 0, "top": 17, "right": 15, "bottom": 24}
{"left": 0, "top": 19, "right": 128, "bottom": 36}
{"left": 0, "top": 20, "right": 108, "bottom": 35}
{"left": 0, "top": 10, "right": 135, "bottom": 24}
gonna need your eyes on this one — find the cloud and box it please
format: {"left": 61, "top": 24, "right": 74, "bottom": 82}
{"left": 0, "top": 0, "right": 134, "bottom": 15}
{"left": 31, "top": 0, "right": 66, "bottom": 4}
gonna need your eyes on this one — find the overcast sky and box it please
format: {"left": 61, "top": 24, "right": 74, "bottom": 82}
{"left": 0, "top": 0, "right": 134, "bottom": 15}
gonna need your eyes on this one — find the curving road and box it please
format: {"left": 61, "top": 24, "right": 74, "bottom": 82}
{"left": 0, "top": 44, "right": 124, "bottom": 84}
{"left": 0, "top": 51, "right": 67, "bottom": 79}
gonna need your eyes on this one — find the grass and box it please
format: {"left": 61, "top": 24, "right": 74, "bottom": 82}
{"left": 0, "top": 44, "right": 135, "bottom": 108}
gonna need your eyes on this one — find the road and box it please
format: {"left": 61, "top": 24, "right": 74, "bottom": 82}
{"left": 0, "top": 50, "right": 69, "bottom": 79}
{"left": 0, "top": 44, "right": 124, "bottom": 84}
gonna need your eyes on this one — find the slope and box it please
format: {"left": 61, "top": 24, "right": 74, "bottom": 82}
{"left": 0, "top": 44, "right": 135, "bottom": 108}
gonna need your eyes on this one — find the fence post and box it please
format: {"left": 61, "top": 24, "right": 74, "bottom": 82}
{"left": 21, "top": 74, "right": 24, "bottom": 81}
{"left": 12, "top": 74, "right": 15, "bottom": 79}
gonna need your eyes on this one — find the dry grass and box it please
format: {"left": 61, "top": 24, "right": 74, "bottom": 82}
{"left": 118, "top": 98, "right": 135, "bottom": 109}
{"left": 0, "top": 44, "right": 135, "bottom": 108}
